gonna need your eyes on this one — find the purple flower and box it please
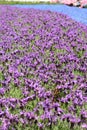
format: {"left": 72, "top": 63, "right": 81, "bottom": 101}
{"left": 0, "top": 88, "right": 5, "bottom": 95}
{"left": 81, "top": 123, "right": 87, "bottom": 129}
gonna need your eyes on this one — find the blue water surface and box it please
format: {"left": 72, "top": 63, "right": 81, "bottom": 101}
{"left": 14, "top": 4, "right": 87, "bottom": 25}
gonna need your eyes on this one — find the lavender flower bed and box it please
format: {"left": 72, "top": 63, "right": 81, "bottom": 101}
{"left": 14, "top": 4, "right": 87, "bottom": 25}
{"left": 0, "top": 5, "right": 87, "bottom": 130}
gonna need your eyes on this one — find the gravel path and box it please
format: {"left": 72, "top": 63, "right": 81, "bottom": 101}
{"left": 14, "top": 4, "right": 87, "bottom": 25}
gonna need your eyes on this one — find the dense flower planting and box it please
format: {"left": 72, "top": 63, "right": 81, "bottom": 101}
{"left": 56, "top": 0, "right": 87, "bottom": 8}
{"left": 14, "top": 4, "right": 87, "bottom": 25}
{"left": 0, "top": 5, "right": 87, "bottom": 130}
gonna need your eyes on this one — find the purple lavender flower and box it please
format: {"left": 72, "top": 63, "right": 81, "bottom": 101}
{"left": 0, "top": 5, "right": 87, "bottom": 129}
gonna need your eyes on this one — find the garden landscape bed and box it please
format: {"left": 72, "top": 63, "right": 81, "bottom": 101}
{"left": 0, "top": 5, "right": 87, "bottom": 130}
{"left": 13, "top": 4, "right": 87, "bottom": 25}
